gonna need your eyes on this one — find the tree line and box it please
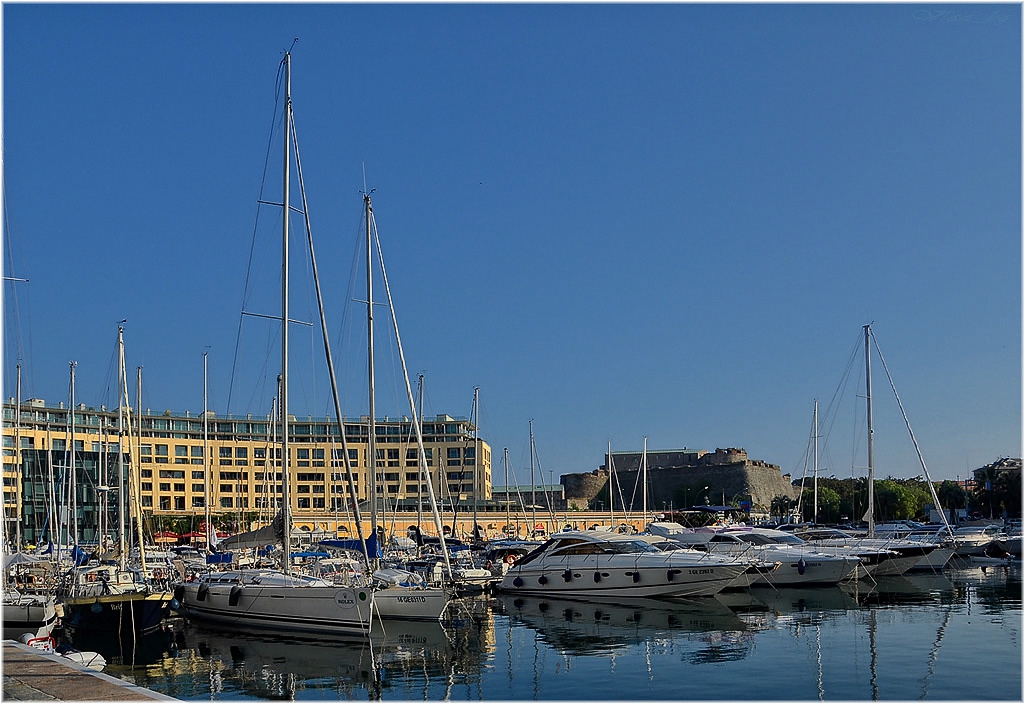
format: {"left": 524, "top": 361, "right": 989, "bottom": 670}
{"left": 770, "top": 473, "right": 1021, "bottom": 525}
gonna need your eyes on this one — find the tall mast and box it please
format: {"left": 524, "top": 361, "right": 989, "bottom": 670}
{"left": 15, "top": 363, "right": 22, "bottom": 550}
{"left": 471, "top": 386, "right": 479, "bottom": 541}
{"left": 864, "top": 324, "right": 875, "bottom": 537}
{"left": 365, "top": 193, "right": 378, "bottom": 541}
{"left": 813, "top": 399, "right": 819, "bottom": 524}
{"left": 608, "top": 440, "right": 615, "bottom": 526}
{"left": 116, "top": 325, "right": 127, "bottom": 569}
{"left": 503, "top": 447, "right": 510, "bottom": 533}
{"left": 642, "top": 437, "right": 648, "bottom": 524}
{"left": 529, "top": 419, "right": 536, "bottom": 534}
{"left": 417, "top": 374, "right": 424, "bottom": 530}
{"left": 69, "top": 360, "right": 77, "bottom": 549}
{"left": 136, "top": 367, "right": 143, "bottom": 553}
{"left": 279, "top": 51, "right": 292, "bottom": 573}
{"left": 203, "top": 351, "right": 211, "bottom": 552}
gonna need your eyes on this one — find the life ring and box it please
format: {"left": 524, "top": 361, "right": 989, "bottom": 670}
{"left": 505, "top": 554, "right": 517, "bottom": 566}
{"left": 153, "top": 568, "right": 164, "bottom": 580}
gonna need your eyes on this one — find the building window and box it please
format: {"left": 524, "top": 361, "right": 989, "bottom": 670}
{"left": 159, "top": 483, "right": 171, "bottom": 492}
{"left": 174, "top": 497, "right": 185, "bottom": 511}
{"left": 191, "top": 446, "right": 203, "bottom": 458}
{"left": 297, "top": 498, "right": 310, "bottom": 509}
{"left": 174, "top": 483, "right": 185, "bottom": 492}
{"left": 235, "top": 447, "right": 248, "bottom": 458}
{"left": 220, "top": 484, "right": 233, "bottom": 493}
{"left": 192, "top": 497, "right": 205, "bottom": 508}
{"left": 192, "top": 484, "right": 204, "bottom": 493}
{"left": 313, "top": 497, "right": 325, "bottom": 509}
{"left": 192, "top": 471, "right": 205, "bottom": 479}
{"left": 220, "top": 497, "right": 233, "bottom": 508}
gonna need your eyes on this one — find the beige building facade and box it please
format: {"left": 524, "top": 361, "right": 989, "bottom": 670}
{"left": 2, "top": 398, "right": 491, "bottom": 545}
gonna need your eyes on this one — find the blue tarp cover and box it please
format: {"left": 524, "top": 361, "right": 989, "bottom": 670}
{"left": 206, "top": 552, "right": 233, "bottom": 564}
{"left": 319, "top": 533, "right": 382, "bottom": 559}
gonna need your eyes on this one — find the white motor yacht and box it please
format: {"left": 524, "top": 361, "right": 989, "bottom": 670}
{"left": 647, "top": 523, "right": 861, "bottom": 586}
{"left": 497, "top": 530, "right": 751, "bottom": 599}
{"left": 789, "top": 526, "right": 938, "bottom": 576}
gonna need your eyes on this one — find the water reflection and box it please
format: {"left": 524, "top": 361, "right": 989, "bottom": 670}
{"left": 95, "top": 613, "right": 490, "bottom": 700}
{"left": 65, "top": 567, "right": 1021, "bottom": 701}
{"left": 495, "top": 593, "right": 751, "bottom": 656}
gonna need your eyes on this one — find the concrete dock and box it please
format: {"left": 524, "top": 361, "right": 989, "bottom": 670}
{"left": 3, "top": 640, "right": 176, "bottom": 701}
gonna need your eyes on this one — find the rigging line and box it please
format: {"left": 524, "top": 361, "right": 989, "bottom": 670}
{"left": 228, "top": 59, "right": 288, "bottom": 414}
{"left": 871, "top": 329, "right": 950, "bottom": 531}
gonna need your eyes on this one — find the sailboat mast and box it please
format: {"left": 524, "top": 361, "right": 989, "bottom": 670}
{"left": 529, "top": 419, "right": 536, "bottom": 534}
{"left": 608, "top": 440, "right": 615, "bottom": 526}
{"left": 472, "top": 386, "right": 479, "bottom": 540}
{"left": 69, "top": 360, "right": 77, "bottom": 550}
{"left": 15, "top": 363, "right": 22, "bottom": 550}
{"left": 813, "top": 399, "right": 819, "bottom": 524}
{"left": 417, "top": 375, "right": 424, "bottom": 530}
{"left": 280, "top": 51, "right": 292, "bottom": 573}
{"left": 503, "top": 447, "right": 510, "bottom": 532}
{"left": 365, "top": 193, "right": 378, "bottom": 541}
{"left": 203, "top": 351, "right": 211, "bottom": 552}
{"left": 642, "top": 436, "right": 648, "bottom": 524}
{"left": 116, "top": 325, "right": 127, "bottom": 569}
{"left": 864, "top": 323, "right": 875, "bottom": 537}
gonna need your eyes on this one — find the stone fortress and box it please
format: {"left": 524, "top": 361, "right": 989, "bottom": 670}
{"left": 562, "top": 447, "right": 800, "bottom": 515}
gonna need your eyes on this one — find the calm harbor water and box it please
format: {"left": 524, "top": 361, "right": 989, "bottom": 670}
{"left": 74, "top": 564, "right": 1021, "bottom": 701}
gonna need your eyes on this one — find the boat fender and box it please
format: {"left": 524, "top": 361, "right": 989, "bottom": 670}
{"left": 90, "top": 601, "right": 102, "bottom": 614}
{"left": 229, "top": 585, "right": 243, "bottom": 606}
{"left": 562, "top": 569, "right": 573, "bottom": 582}
{"left": 667, "top": 569, "right": 681, "bottom": 582}
{"left": 629, "top": 571, "right": 641, "bottom": 583}
{"left": 797, "top": 558, "right": 807, "bottom": 575}
{"left": 538, "top": 575, "right": 548, "bottom": 585}
{"left": 563, "top": 608, "right": 573, "bottom": 622}
{"left": 173, "top": 585, "right": 185, "bottom": 602}
{"left": 197, "top": 584, "right": 209, "bottom": 602}
{"left": 513, "top": 577, "right": 524, "bottom": 587}
{"left": 538, "top": 602, "right": 549, "bottom": 612}
{"left": 593, "top": 571, "right": 602, "bottom": 583}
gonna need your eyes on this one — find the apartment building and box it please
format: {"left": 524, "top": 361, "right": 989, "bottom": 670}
{"left": 2, "top": 398, "right": 491, "bottom": 545}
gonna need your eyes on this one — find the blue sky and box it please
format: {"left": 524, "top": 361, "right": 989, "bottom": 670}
{"left": 2, "top": 3, "right": 1020, "bottom": 486}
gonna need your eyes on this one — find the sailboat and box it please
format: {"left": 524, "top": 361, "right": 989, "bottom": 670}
{"left": 178, "top": 51, "right": 375, "bottom": 637}
{"left": 343, "top": 191, "right": 453, "bottom": 619}
{"left": 794, "top": 325, "right": 945, "bottom": 574}
{"left": 58, "top": 325, "right": 174, "bottom": 637}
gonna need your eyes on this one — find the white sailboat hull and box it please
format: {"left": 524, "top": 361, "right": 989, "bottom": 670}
{"left": 179, "top": 571, "right": 374, "bottom": 636}
{"left": 372, "top": 586, "right": 451, "bottom": 621}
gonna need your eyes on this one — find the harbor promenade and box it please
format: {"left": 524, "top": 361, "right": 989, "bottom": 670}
{"left": 2, "top": 640, "right": 175, "bottom": 701}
